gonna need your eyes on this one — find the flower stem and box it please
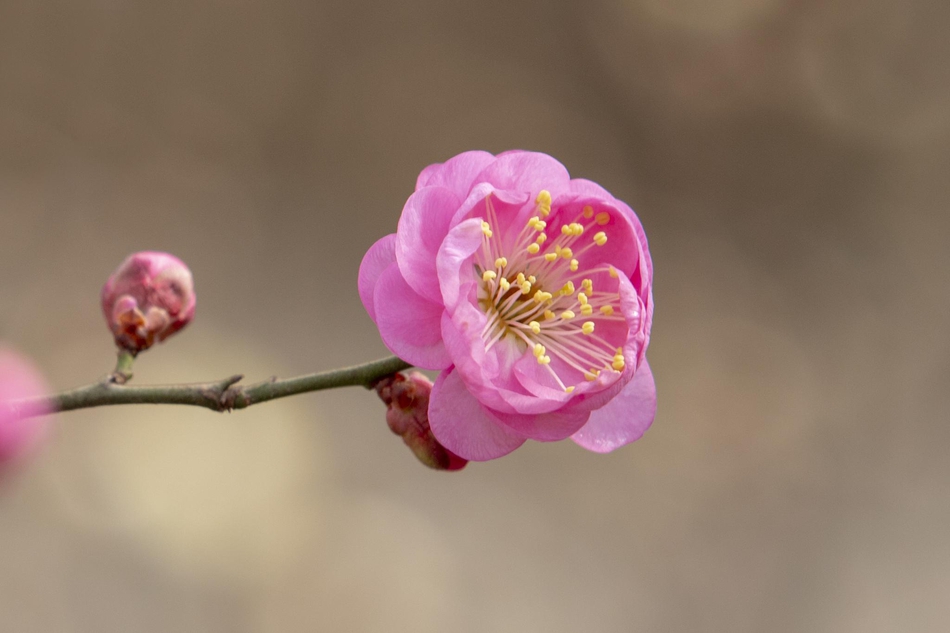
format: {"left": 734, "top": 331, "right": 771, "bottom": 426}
{"left": 7, "top": 355, "right": 412, "bottom": 418}
{"left": 112, "top": 349, "right": 136, "bottom": 384}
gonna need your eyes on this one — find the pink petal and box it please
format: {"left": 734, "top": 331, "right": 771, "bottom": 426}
{"left": 428, "top": 367, "right": 526, "bottom": 461}
{"left": 571, "top": 360, "right": 656, "bottom": 453}
{"left": 396, "top": 187, "right": 462, "bottom": 303}
{"left": 373, "top": 264, "right": 451, "bottom": 370}
{"left": 568, "top": 178, "right": 614, "bottom": 199}
{"left": 0, "top": 348, "right": 50, "bottom": 462}
{"left": 358, "top": 234, "right": 397, "bottom": 322}
{"left": 416, "top": 150, "right": 496, "bottom": 199}
{"left": 435, "top": 218, "right": 484, "bottom": 311}
{"left": 472, "top": 151, "right": 571, "bottom": 197}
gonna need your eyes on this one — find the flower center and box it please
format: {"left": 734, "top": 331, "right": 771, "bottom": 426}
{"left": 474, "top": 191, "right": 627, "bottom": 393}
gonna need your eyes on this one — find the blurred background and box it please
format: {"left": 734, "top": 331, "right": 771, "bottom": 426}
{"left": 1, "top": 0, "right": 948, "bottom": 631}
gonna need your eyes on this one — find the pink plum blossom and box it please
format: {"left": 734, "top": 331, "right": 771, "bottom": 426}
{"left": 101, "top": 252, "right": 196, "bottom": 354}
{"left": 359, "top": 150, "right": 655, "bottom": 461}
{"left": 0, "top": 347, "right": 51, "bottom": 465}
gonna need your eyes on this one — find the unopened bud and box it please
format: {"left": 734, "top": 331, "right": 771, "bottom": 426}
{"left": 101, "top": 252, "right": 196, "bottom": 354}
{"left": 0, "top": 347, "right": 51, "bottom": 466}
{"left": 374, "top": 372, "right": 467, "bottom": 471}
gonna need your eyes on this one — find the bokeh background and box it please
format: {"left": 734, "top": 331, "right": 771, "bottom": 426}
{"left": 1, "top": 0, "right": 948, "bottom": 631}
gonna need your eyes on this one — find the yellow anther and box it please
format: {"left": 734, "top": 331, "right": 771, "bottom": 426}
{"left": 481, "top": 221, "right": 493, "bottom": 237}
{"left": 595, "top": 212, "right": 610, "bottom": 225}
{"left": 516, "top": 273, "right": 526, "bottom": 284}
{"left": 538, "top": 355, "right": 551, "bottom": 365}
{"left": 565, "top": 386, "right": 575, "bottom": 394}
{"left": 561, "top": 224, "right": 573, "bottom": 236}
{"left": 582, "top": 321, "right": 595, "bottom": 335}
{"left": 536, "top": 220, "right": 547, "bottom": 230}
{"left": 569, "top": 259, "right": 579, "bottom": 272}
{"left": 536, "top": 233, "right": 547, "bottom": 244}
{"left": 543, "top": 309, "right": 556, "bottom": 321}
{"left": 593, "top": 231, "right": 608, "bottom": 246}
{"left": 570, "top": 223, "right": 584, "bottom": 236}
{"left": 533, "top": 343, "right": 545, "bottom": 358}
{"left": 584, "top": 369, "right": 601, "bottom": 381}
{"left": 599, "top": 305, "right": 614, "bottom": 316}
{"left": 580, "top": 304, "right": 593, "bottom": 316}
{"left": 582, "top": 278, "right": 593, "bottom": 292}
{"left": 561, "top": 281, "right": 575, "bottom": 295}
{"left": 612, "top": 357, "right": 625, "bottom": 371}
{"left": 577, "top": 292, "right": 588, "bottom": 305}
{"left": 582, "top": 205, "right": 594, "bottom": 219}
{"left": 527, "top": 243, "right": 541, "bottom": 254}
{"left": 494, "top": 257, "right": 508, "bottom": 268}
{"left": 536, "top": 189, "right": 552, "bottom": 208}
{"left": 528, "top": 275, "right": 536, "bottom": 284}
{"left": 529, "top": 321, "right": 541, "bottom": 334}
{"left": 520, "top": 281, "right": 532, "bottom": 295}
{"left": 544, "top": 253, "right": 558, "bottom": 262}
{"left": 609, "top": 266, "right": 618, "bottom": 278}
{"left": 499, "top": 278, "right": 511, "bottom": 292}
{"left": 527, "top": 216, "right": 540, "bottom": 230}
{"left": 561, "top": 309, "right": 575, "bottom": 320}
{"left": 535, "top": 291, "right": 553, "bottom": 303}
{"left": 482, "top": 270, "right": 497, "bottom": 282}
{"left": 560, "top": 247, "right": 573, "bottom": 259}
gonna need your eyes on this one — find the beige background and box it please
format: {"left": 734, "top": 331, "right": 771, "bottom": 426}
{"left": 1, "top": 0, "right": 949, "bottom": 631}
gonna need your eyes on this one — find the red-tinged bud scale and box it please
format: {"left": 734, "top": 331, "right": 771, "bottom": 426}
{"left": 374, "top": 372, "right": 468, "bottom": 471}
{"left": 101, "top": 252, "right": 196, "bottom": 355}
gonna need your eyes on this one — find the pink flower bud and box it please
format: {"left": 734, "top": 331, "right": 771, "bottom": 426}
{"left": 374, "top": 372, "right": 468, "bottom": 471}
{"left": 0, "top": 347, "right": 51, "bottom": 465}
{"left": 101, "top": 252, "right": 196, "bottom": 354}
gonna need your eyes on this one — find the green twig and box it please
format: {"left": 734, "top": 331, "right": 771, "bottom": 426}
{"left": 7, "top": 355, "right": 412, "bottom": 418}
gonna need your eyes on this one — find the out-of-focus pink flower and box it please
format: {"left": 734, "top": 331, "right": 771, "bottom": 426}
{"left": 375, "top": 372, "right": 468, "bottom": 471}
{"left": 101, "top": 252, "right": 196, "bottom": 354}
{"left": 359, "top": 150, "right": 655, "bottom": 461}
{"left": 0, "top": 347, "right": 51, "bottom": 464}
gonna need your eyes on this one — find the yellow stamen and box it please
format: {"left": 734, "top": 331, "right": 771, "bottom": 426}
{"left": 577, "top": 292, "right": 588, "bottom": 305}
{"left": 593, "top": 231, "right": 608, "bottom": 246}
{"left": 570, "top": 223, "right": 584, "bottom": 236}
{"left": 533, "top": 343, "right": 545, "bottom": 358}
{"left": 580, "top": 304, "right": 593, "bottom": 316}
{"left": 584, "top": 369, "right": 601, "bottom": 381}
{"left": 544, "top": 253, "right": 558, "bottom": 262}
{"left": 569, "top": 259, "right": 579, "bottom": 272}
{"left": 599, "top": 305, "right": 614, "bottom": 316}
{"left": 561, "top": 310, "right": 575, "bottom": 320}
{"left": 481, "top": 221, "right": 493, "bottom": 237}
{"left": 539, "top": 355, "right": 551, "bottom": 365}
{"left": 494, "top": 257, "right": 508, "bottom": 268}
{"left": 561, "top": 224, "right": 573, "bottom": 236}
{"left": 529, "top": 321, "right": 541, "bottom": 334}
{"left": 560, "top": 247, "right": 573, "bottom": 259}
{"left": 565, "top": 386, "right": 575, "bottom": 393}
{"left": 561, "top": 281, "right": 575, "bottom": 295}
{"left": 582, "top": 279, "right": 593, "bottom": 292}
{"left": 482, "top": 270, "right": 497, "bottom": 282}
{"left": 527, "top": 243, "right": 540, "bottom": 254}
{"left": 582, "top": 321, "right": 595, "bottom": 335}
{"left": 543, "top": 309, "right": 556, "bottom": 321}
{"left": 516, "top": 273, "right": 526, "bottom": 284}
{"left": 528, "top": 275, "right": 537, "bottom": 284}
{"left": 499, "top": 278, "right": 511, "bottom": 292}
{"left": 536, "top": 233, "right": 548, "bottom": 244}
{"left": 520, "top": 281, "right": 532, "bottom": 294}
{"left": 609, "top": 266, "right": 618, "bottom": 278}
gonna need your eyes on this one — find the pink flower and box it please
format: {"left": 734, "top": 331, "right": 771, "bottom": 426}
{"left": 101, "top": 252, "right": 196, "bottom": 354}
{"left": 0, "top": 347, "right": 51, "bottom": 464}
{"left": 374, "top": 372, "right": 468, "bottom": 471}
{"left": 359, "top": 150, "right": 655, "bottom": 461}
